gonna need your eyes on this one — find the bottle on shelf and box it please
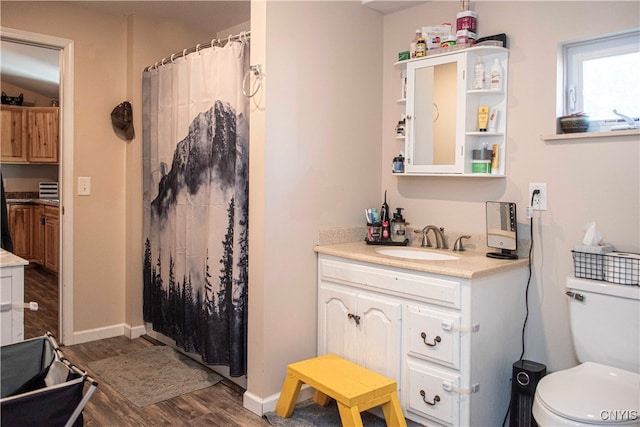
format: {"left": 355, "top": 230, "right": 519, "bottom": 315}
{"left": 490, "top": 58, "right": 502, "bottom": 90}
{"left": 410, "top": 29, "right": 422, "bottom": 59}
{"left": 473, "top": 57, "right": 485, "bottom": 90}
{"left": 416, "top": 35, "right": 427, "bottom": 58}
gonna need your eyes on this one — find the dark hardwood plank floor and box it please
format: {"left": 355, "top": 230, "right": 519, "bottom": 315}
{"left": 24, "top": 265, "right": 59, "bottom": 339}
{"left": 62, "top": 336, "right": 270, "bottom": 426}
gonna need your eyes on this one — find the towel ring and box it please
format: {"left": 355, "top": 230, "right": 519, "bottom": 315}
{"left": 243, "top": 64, "right": 263, "bottom": 98}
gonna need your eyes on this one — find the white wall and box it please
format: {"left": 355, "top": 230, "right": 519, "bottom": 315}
{"left": 383, "top": 1, "right": 640, "bottom": 371}
{"left": 247, "top": 0, "right": 383, "bottom": 406}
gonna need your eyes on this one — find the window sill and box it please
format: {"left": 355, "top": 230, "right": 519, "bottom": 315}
{"left": 542, "top": 129, "right": 639, "bottom": 142}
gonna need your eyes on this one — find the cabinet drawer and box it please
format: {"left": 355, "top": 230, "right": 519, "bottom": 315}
{"left": 320, "top": 258, "right": 461, "bottom": 308}
{"left": 406, "top": 362, "right": 460, "bottom": 426}
{"left": 407, "top": 305, "right": 461, "bottom": 369}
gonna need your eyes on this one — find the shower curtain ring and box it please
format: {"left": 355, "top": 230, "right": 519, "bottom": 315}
{"left": 171, "top": 54, "right": 176, "bottom": 63}
{"left": 196, "top": 44, "right": 201, "bottom": 53}
{"left": 242, "top": 64, "right": 262, "bottom": 98}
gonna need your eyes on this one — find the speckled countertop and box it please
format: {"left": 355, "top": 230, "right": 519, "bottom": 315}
{"left": 0, "top": 248, "right": 29, "bottom": 267}
{"left": 6, "top": 198, "right": 60, "bottom": 207}
{"left": 314, "top": 240, "right": 528, "bottom": 279}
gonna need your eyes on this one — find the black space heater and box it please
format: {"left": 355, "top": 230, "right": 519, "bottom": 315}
{"left": 509, "top": 360, "right": 547, "bottom": 427}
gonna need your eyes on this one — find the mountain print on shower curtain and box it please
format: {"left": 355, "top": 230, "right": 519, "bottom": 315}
{"left": 143, "top": 100, "right": 249, "bottom": 377}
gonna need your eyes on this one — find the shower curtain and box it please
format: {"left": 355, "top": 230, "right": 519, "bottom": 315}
{"left": 142, "top": 41, "right": 249, "bottom": 377}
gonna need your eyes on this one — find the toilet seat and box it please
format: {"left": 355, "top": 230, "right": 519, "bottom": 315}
{"left": 535, "top": 362, "right": 640, "bottom": 425}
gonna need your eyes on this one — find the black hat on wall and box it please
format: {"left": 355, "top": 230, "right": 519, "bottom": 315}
{"left": 111, "top": 101, "right": 134, "bottom": 140}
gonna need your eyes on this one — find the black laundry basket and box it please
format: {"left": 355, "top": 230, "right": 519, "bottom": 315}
{"left": 1, "top": 332, "right": 98, "bottom": 427}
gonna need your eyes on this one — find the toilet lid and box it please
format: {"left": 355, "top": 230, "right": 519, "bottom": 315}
{"left": 536, "top": 362, "right": 640, "bottom": 424}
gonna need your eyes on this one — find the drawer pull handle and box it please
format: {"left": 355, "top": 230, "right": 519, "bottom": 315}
{"left": 420, "top": 390, "right": 440, "bottom": 406}
{"left": 347, "top": 313, "right": 360, "bottom": 326}
{"left": 421, "top": 332, "right": 441, "bottom": 347}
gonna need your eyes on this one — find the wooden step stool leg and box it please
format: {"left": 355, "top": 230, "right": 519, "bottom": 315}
{"left": 275, "top": 370, "right": 303, "bottom": 418}
{"left": 313, "top": 389, "right": 332, "bottom": 407}
{"left": 381, "top": 392, "right": 407, "bottom": 427}
{"left": 336, "top": 402, "right": 365, "bottom": 427}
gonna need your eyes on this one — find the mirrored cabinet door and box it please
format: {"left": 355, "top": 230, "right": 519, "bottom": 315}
{"left": 405, "top": 52, "right": 467, "bottom": 174}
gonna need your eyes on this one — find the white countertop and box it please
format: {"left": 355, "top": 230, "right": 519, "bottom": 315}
{"left": 315, "top": 241, "right": 528, "bottom": 279}
{"left": 0, "top": 249, "right": 29, "bottom": 267}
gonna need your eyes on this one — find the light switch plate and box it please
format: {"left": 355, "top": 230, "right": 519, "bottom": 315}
{"left": 78, "top": 177, "right": 91, "bottom": 196}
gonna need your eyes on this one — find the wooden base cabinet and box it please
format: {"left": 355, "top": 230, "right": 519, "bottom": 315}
{"left": 317, "top": 254, "right": 526, "bottom": 426}
{"left": 44, "top": 206, "right": 59, "bottom": 273}
{"left": 7, "top": 204, "right": 58, "bottom": 272}
{"left": 8, "top": 204, "right": 34, "bottom": 260}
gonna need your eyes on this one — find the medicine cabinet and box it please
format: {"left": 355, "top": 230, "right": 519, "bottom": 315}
{"left": 395, "top": 46, "right": 509, "bottom": 177}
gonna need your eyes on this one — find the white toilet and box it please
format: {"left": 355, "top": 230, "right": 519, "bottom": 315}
{"left": 532, "top": 276, "right": 640, "bottom": 426}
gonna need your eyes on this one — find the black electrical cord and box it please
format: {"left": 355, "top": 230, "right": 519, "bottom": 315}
{"left": 502, "top": 189, "right": 540, "bottom": 427}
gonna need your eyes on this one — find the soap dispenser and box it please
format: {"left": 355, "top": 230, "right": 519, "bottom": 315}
{"left": 391, "top": 208, "right": 407, "bottom": 243}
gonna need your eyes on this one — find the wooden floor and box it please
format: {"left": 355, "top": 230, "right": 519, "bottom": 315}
{"left": 22, "top": 266, "right": 269, "bottom": 425}
{"left": 62, "top": 336, "right": 271, "bottom": 426}
{"left": 24, "top": 265, "right": 59, "bottom": 339}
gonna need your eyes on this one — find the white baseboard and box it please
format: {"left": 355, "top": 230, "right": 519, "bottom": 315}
{"left": 73, "top": 323, "right": 146, "bottom": 344}
{"left": 126, "top": 324, "right": 147, "bottom": 339}
{"left": 243, "top": 385, "right": 313, "bottom": 416}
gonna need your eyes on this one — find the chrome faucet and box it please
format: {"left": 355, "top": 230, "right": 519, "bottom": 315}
{"left": 420, "top": 225, "right": 448, "bottom": 249}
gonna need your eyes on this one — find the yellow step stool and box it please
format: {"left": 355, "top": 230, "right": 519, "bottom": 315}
{"left": 275, "top": 354, "right": 407, "bottom": 427}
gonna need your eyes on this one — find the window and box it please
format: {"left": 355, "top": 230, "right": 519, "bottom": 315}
{"left": 562, "top": 29, "right": 640, "bottom": 132}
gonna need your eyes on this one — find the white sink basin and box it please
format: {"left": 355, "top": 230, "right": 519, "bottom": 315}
{"left": 375, "top": 247, "right": 459, "bottom": 261}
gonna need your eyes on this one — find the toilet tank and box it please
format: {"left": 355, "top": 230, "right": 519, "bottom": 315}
{"left": 567, "top": 276, "right": 640, "bottom": 373}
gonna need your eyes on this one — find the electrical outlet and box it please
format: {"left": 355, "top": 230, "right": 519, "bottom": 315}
{"left": 529, "top": 183, "right": 547, "bottom": 210}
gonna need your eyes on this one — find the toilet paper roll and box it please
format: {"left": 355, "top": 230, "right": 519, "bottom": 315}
{"left": 604, "top": 252, "right": 640, "bottom": 285}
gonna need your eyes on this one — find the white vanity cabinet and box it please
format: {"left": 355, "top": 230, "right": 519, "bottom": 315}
{"left": 396, "top": 46, "right": 509, "bottom": 177}
{"left": 1, "top": 249, "right": 28, "bottom": 345}
{"left": 317, "top": 253, "right": 526, "bottom": 426}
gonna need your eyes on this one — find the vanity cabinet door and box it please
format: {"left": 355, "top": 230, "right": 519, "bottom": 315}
{"left": 318, "top": 282, "right": 402, "bottom": 381}
{"left": 44, "top": 206, "right": 59, "bottom": 273}
{"left": 318, "top": 283, "right": 358, "bottom": 360}
{"left": 357, "top": 293, "right": 402, "bottom": 381}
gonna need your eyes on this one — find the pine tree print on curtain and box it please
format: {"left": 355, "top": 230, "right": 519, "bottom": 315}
{"left": 142, "top": 41, "right": 249, "bottom": 377}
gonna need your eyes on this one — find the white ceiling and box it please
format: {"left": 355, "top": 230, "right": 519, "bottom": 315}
{"left": 1, "top": 1, "right": 250, "bottom": 100}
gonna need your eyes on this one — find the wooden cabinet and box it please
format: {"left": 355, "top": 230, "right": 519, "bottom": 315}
{"left": 44, "top": 206, "right": 59, "bottom": 273}
{"left": 7, "top": 203, "right": 58, "bottom": 272}
{"left": 32, "top": 205, "right": 45, "bottom": 265}
{"left": 0, "top": 106, "right": 59, "bottom": 164}
{"left": 0, "top": 105, "right": 28, "bottom": 162}
{"left": 318, "top": 254, "right": 526, "bottom": 426}
{"left": 8, "top": 204, "right": 34, "bottom": 260}
{"left": 28, "top": 108, "right": 59, "bottom": 163}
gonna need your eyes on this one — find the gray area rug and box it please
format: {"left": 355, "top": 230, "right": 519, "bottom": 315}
{"left": 264, "top": 399, "right": 389, "bottom": 427}
{"left": 88, "top": 345, "right": 222, "bottom": 407}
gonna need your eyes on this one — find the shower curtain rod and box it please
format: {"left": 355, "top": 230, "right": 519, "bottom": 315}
{"left": 145, "top": 30, "right": 250, "bottom": 71}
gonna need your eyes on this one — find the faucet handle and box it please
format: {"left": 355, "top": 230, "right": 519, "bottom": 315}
{"left": 413, "top": 229, "right": 432, "bottom": 247}
{"left": 453, "top": 235, "right": 471, "bottom": 252}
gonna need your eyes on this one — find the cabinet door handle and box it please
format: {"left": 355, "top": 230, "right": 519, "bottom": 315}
{"left": 347, "top": 313, "right": 360, "bottom": 326}
{"left": 421, "top": 332, "right": 441, "bottom": 347}
{"left": 420, "top": 390, "right": 440, "bottom": 406}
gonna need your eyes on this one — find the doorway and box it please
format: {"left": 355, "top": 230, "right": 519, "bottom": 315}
{"left": 1, "top": 27, "right": 74, "bottom": 344}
